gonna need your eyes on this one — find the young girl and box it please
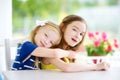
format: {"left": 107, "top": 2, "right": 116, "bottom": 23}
{"left": 41, "top": 15, "right": 110, "bottom": 72}
{"left": 11, "top": 21, "right": 76, "bottom": 70}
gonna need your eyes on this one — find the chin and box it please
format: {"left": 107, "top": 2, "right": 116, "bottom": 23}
{"left": 69, "top": 44, "right": 75, "bottom": 47}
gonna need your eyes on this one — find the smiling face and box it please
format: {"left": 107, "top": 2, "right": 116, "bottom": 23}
{"left": 34, "top": 25, "right": 60, "bottom": 48}
{"left": 64, "top": 21, "right": 86, "bottom": 47}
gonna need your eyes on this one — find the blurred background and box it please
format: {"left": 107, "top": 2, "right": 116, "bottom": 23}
{"left": 12, "top": 0, "right": 120, "bottom": 41}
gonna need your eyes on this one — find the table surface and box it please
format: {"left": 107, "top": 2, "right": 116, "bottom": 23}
{"left": 2, "top": 67, "right": 120, "bottom": 80}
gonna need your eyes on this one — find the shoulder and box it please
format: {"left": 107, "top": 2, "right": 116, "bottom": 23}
{"left": 18, "top": 41, "right": 38, "bottom": 53}
{"left": 21, "top": 41, "right": 38, "bottom": 48}
{"left": 22, "top": 41, "right": 33, "bottom": 45}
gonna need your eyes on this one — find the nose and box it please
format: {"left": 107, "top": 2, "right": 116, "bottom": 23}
{"left": 75, "top": 33, "right": 80, "bottom": 39}
{"left": 75, "top": 33, "right": 82, "bottom": 41}
{"left": 44, "top": 39, "right": 51, "bottom": 47}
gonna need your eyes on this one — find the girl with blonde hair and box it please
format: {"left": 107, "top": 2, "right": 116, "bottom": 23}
{"left": 12, "top": 21, "right": 76, "bottom": 70}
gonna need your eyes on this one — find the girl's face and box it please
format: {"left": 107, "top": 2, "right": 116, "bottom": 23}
{"left": 64, "top": 21, "right": 86, "bottom": 47}
{"left": 34, "top": 25, "right": 60, "bottom": 48}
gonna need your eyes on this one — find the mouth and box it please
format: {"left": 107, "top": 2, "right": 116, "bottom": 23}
{"left": 40, "top": 41, "right": 45, "bottom": 47}
{"left": 71, "top": 38, "right": 77, "bottom": 43}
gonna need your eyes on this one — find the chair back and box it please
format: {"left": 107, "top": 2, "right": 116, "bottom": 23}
{"left": 4, "top": 38, "right": 25, "bottom": 70}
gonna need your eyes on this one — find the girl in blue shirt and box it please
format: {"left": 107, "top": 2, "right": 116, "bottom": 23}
{"left": 12, "top": 21, "right": 76, "bottom": 70}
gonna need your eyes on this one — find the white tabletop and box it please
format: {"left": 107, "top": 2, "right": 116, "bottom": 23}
{"left": 2, "top": 67, "right": 120, "bottom": 80}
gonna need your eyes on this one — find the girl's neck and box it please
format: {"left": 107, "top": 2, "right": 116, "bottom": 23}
{"left": 62, "top": 43, "right": 69, "bottom": 50}
{"left": 60, "top": 38, "right": 70, "bottom": 50}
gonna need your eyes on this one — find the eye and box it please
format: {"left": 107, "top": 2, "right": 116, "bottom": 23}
{"left": 45, "top": 33, "right": 48, "bottom": 37}
{"left": 50, "top": 41, "right": 53, "bottom": 45}
{"left": 80, "top": 33, "right": 84, "bottom": 36}
{"left": 72, "top": 28, "right": 77, "bottom": 31}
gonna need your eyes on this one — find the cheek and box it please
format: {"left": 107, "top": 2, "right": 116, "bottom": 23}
{"left": 65, "top": 30, "right": 73, "bottom": 37}
{"left": 35, "top": 34, "right": 42, "bottom": 43}
{"left": 34, "top": 35, "right": 38, "bottom": 44}
{"left": 79, "top": 36, "right": 83, "bottom": 42}
{"left": 64, "top": 33, "right": 70, "bottom": 41}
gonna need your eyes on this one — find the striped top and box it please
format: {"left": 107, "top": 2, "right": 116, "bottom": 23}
{"left": 11, "top": 41, "right": 40, "bottom": 70}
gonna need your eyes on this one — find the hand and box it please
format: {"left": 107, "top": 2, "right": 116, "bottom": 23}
{"left": 96, "top": 62, "right": 110, "bottom": 71}
{"left": 54, "top": 49, "right": 76, "bottom": 58}
{"left": 67, "top": 50, "right": 77, "bottom": 59}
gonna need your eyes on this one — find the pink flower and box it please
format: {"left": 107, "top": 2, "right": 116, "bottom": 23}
{"left": 114, "top": 39, "right": 119, "bottom": 48}
{"left": 107, "top": 45, "right": 112, "bottom": 52}
{"left": 102, "top": 32, "right": 107, "bottom": 41}
{"left": 94, "top": 40, "right": 100, "bottom": 47}
{"left": 86, "top": 32, "right": 119, "bottom": 56}
{"left": 95, "top": 32, "right": 99, "bottom": 35}
{"left": 114, "top": 43, "right": 119, "bottom": 48}
{"left": 88, "top": 32, "right": 94, "bottom": 38}
{"left": 114, "top": 39, "right": 117, "bottom": 43}
{"left": 104, "top": 45, "right": 112, "bottom": 52}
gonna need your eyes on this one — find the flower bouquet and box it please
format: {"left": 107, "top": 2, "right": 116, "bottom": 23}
{"left": 86, "top": 32, "right": 119, "bottom": 56}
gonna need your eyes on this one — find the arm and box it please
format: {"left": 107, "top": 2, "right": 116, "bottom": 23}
{"left": 47, "top": 58, "right": 110, "bottom": 72}
{"left": 31, "top": 47, "right": 76, "bottom": 58}
{"left": 21, "top": 41, "right": 76, "bottom": 58}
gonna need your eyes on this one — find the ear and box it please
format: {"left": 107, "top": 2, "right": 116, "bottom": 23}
{"left": 60, "top": 23, "right": 65, "bottom": 32}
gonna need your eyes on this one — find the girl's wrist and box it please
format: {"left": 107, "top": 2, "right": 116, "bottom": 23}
{"left": 53, "top": 49, "right": 58, "bottom": 58}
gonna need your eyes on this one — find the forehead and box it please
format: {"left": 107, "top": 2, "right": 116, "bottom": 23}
{"left": 68, "top": 21, "right": 86, "bottom": 32}
{"left": 39, "top": 25, "right": 54, "bottom": 31}
{"left": 38, "top": 25, "right": 59, "bottom": 35}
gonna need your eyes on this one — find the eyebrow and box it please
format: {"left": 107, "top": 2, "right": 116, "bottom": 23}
{"left": 73, "top": 25, "right": 85, "bottom": 33}
{"left": 73, "top": 25, "right": 79, "bottom": 30}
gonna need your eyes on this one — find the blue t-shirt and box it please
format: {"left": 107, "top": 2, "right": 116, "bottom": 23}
{"left": 11, "top": 41, "right": 40, "bottom": 70}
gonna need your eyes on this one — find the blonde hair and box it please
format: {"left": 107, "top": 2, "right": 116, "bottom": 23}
{"left": 30, "top": 21, "right": 61, "bottom": 69}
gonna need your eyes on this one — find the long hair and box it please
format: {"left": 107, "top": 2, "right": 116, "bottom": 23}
{"left": 29, "top": 21, "right": 61, "bottom": 69}
{"left": 58, "top": 15, "right": 87, "bottom": 51}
